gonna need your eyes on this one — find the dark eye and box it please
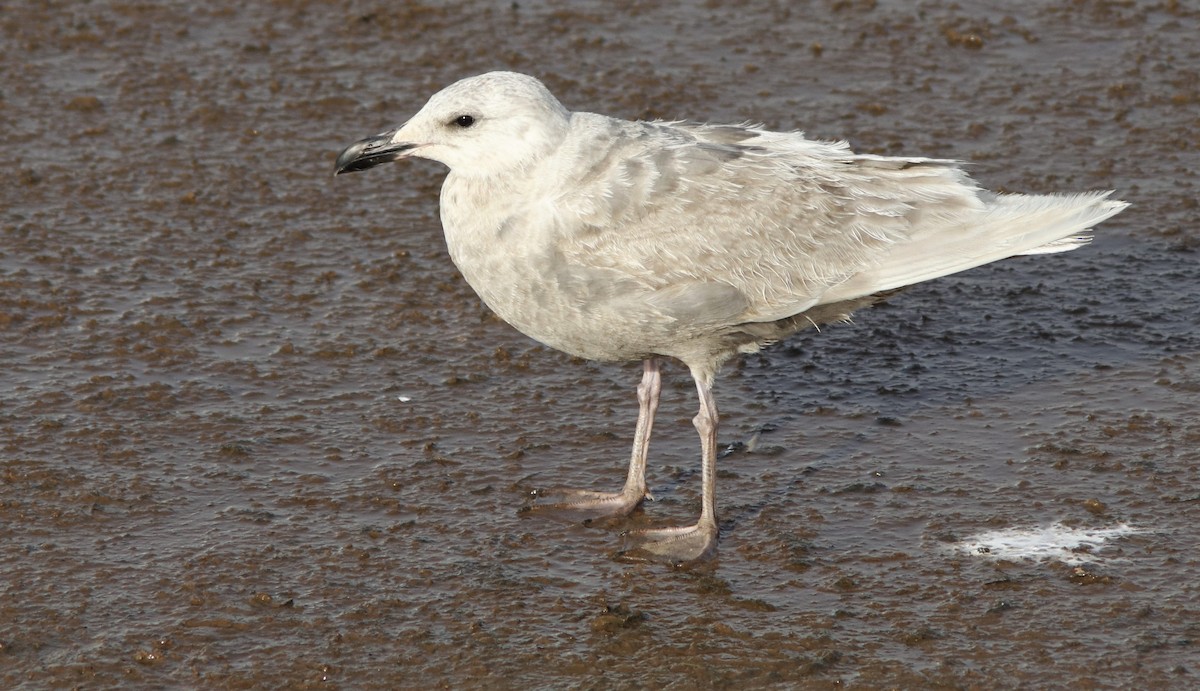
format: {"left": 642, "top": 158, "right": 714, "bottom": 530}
{"left": 452, "top": 114, "right": 476, "bottom": 128}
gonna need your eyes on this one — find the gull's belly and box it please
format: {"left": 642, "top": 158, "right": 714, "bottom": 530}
{"left": 449, "top": 244, "right": 658, "bottom": 362}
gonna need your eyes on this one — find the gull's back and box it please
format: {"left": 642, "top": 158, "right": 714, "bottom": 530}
{"left": 551, "top": 118, "right": 987, "bottom": 318}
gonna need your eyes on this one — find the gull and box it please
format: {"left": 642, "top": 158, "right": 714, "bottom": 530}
{"left": 334, "top": 71, "right": 1127, "bottom": 564}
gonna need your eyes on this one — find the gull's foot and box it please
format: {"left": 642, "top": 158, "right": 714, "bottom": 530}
{"left": 518, "top": 487, "right": 649, "bottom": 526}
{"left": 614, "top": 521, "right": 718, "bottom": 566}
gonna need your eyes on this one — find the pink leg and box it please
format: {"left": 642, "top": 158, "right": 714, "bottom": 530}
{"left": 522, "top": 359, "right": 659, "bottom": 522}
{"left": 616, "top": 368, "right": 720, "bottom": 565}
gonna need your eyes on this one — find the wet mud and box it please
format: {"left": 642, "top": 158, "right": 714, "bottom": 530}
{"left": 2, "top": 0, "right": 1198, "bottom": 687}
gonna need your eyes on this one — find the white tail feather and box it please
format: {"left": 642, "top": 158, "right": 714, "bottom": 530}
{"left": 821, "top": 191, "right": 1128, "bottom": 304}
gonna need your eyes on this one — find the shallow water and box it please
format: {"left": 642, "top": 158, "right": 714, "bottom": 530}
{"left": 2, "top": 0, "right": 1198, "bottom": 687}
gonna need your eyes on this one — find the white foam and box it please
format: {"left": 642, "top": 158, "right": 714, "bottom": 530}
{"left": 957, "top": 522, "right": 1136, "bottom": 564}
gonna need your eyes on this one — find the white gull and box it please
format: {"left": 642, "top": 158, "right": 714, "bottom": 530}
{"left": 335, "top": 71, "right": 1128, "bottom": 564}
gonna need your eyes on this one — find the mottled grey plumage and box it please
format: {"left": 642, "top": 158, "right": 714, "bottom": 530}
{"left": 335, "top": 71, "right": 1127, "bottom": 563}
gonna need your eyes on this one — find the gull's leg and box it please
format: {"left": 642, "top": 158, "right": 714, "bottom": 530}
{"left": 521, "top": 358, "right": 660, "bottom": 523}
{"left": 617, "top": 367, "right": 720, "bottom": 565}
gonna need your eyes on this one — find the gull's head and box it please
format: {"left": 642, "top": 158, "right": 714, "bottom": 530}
{"left": 334, "top": 72, "right": 571, "bottom": 178}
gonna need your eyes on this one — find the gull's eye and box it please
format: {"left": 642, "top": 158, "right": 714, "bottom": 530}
{"left": 451, "top": 114, "right": 476, "bottom": 128}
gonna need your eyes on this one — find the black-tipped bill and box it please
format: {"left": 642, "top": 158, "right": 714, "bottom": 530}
{"left": 333, "top": 132, "right": 416, "bottom": 175}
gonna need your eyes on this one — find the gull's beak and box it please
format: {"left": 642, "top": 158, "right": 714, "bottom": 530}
{"left": 333, "top": 130, "right": 418, "bottom": 175}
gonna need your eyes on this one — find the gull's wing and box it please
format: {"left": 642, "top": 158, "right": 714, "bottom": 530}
{"left": 550, "top": 116, "right": 985, "bottom": 326}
